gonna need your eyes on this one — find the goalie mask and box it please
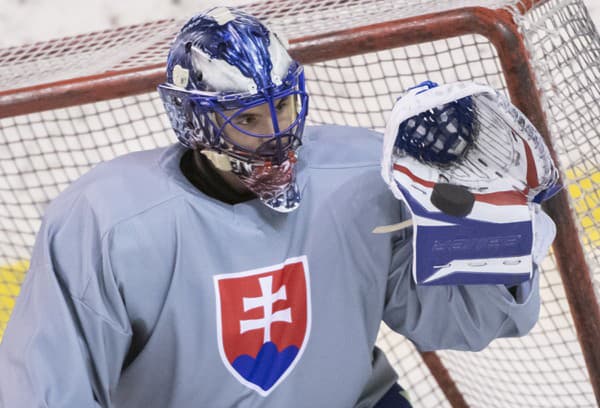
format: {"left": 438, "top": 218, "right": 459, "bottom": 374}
{"left": 381, "top": 81, "right": 560, "bottom": 285}
{"left": 158, "top": 7, "right": 309, "bottom": 213}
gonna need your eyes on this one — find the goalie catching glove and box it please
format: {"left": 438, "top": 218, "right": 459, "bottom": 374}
{"left": 380, "top": 81, "right": 559, "bottom": 285}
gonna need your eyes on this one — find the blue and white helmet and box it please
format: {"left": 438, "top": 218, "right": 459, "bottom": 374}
{"left": 158, "top": 7, "right": 309, "bottom": 212}
{"left": 158, "top": 7, "right": 309, "bottom": 167}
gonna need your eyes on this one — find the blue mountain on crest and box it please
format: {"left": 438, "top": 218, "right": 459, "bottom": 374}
{"left": 232, "top": 342, "right": 299, "bottom": 391}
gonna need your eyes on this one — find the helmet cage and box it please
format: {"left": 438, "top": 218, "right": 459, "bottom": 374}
{"left": 158, "top": 62, "right": 308, "bottom": 166}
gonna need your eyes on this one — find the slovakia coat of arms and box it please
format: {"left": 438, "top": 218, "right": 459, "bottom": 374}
{"left": 213, "top": 256, "right": 311, "bottom": 395}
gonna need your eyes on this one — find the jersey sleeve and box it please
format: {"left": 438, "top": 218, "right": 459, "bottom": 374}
{"left": 0, "top": 195, "right": 132, "bottom": 407}
{"left": 382, "top": 225, "right": 541, "bottom": 352}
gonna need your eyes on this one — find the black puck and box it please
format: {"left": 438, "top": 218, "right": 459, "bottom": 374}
{"left": 430, "top": 183, "right": 475, "bottom": 217}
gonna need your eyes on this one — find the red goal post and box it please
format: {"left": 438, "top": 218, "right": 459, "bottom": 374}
{"left": 1, "top": 0, "right": 599, "bottom": 406}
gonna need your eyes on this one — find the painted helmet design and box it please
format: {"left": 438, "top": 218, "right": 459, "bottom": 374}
{"left": 158, "top": 7, "right": 309, "bottom": 212}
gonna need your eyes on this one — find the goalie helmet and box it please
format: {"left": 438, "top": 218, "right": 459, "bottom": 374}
{"left": 158, "top": 7, "right": 309, "bottom": 212}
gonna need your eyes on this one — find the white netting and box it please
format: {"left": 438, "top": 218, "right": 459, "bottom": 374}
{"left": 0, "top": 0, "right": 519, "bottom": 91}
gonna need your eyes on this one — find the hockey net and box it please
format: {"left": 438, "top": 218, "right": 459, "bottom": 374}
{"left": 1, "top": 0, "right": 599, "bottom": 406}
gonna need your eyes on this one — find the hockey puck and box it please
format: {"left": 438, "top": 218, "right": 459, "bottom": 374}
{"left": 430, "top": 183, "right": 475, "bottom": 217}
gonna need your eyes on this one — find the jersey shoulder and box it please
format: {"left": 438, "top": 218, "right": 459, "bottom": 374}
{"left": 298, "top": 125, "right": 394, "bottom": 210}
{"left": 44, "top": 145, "right": 185, "bottom": 236}
{"left": 301, "top": 125, "right": 383, "bottom": 168}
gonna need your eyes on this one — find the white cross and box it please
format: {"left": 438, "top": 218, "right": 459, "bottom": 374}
{"left": 240, "top": 276, "right": 292, "bottom": 343}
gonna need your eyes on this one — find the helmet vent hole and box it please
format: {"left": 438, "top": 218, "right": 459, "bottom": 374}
{"left": 185, "top": 42, "right": 192, "bottom": 53}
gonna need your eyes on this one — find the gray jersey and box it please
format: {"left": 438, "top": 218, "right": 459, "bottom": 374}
{"left": 0, "top": 125, "right": 539, "bottom": 407}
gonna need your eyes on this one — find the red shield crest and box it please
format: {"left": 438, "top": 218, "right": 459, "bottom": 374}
{"left": 213, "top": 256, "right": 311, "bottom": 395}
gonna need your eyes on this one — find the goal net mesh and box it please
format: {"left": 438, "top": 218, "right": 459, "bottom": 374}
{"left": 0, "top": 0, "right": 598, "bottom": 406}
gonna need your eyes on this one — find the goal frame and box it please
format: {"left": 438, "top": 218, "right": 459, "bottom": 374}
{"left": 0, "top": 1, "right": 598, "bottom": 406}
